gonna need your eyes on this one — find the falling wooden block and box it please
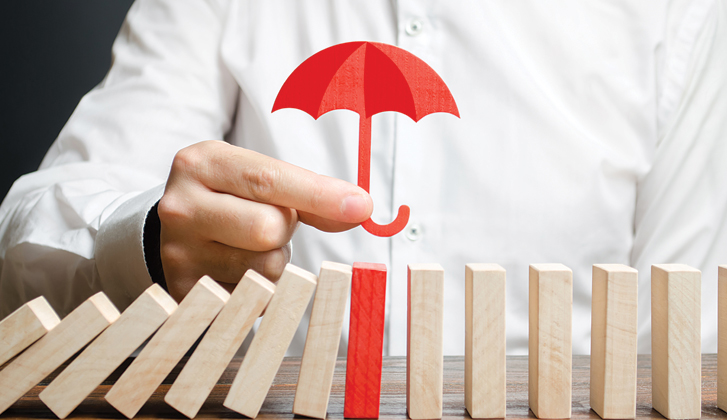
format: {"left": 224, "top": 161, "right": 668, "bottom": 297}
{"left": 719, "top": 266, "right": 727, "bottom": 412}
{"left": 590, "top": 264, "right": 638, "bottom": 419}
{"left": 165, "top": 270, "right": 275, "bottom": 419}
{"left": 651, "top": 264, "right": 701, "bottom": 419}
{"left": 105, "top": 276, "right": 229, "bottom": 418}
{"left": 407, "top": 263, "right": 444, "bottom": 420}
{"left": 39, "top": 284, "right": 177, "bottom": 419}
{"left": 465, "top": 263, "right": 506, "bottom": 419}
{"left": 224, "top": 264, "right": 317, "bottom": 418}
{"left": 529, "top": 264, "right": 572, "bottom": 419}
{"left": 0, "top": 296, "right": 60, "bottom": 367}
{"left": 0, "top": 292, "right": 119, "bottom": 414}
{"left": 344, "top": 262, "right": 387, "bottom": 419}
{"left": 294, "top": 262, "right": 352, "bottom": 419}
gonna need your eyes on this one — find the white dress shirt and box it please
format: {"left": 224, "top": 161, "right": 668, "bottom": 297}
{"left": 1, "top": 0, "right": 725, "bottom": 356}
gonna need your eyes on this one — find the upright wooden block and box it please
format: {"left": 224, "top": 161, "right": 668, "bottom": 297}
{"left": 719, "top": 266, "right": 727, "bottom": 412}
{"left": 224, "top": 264, "right": 317, "bottom": 418}
{"left": 590, "top": 264, "right": 638, "bottom": 419}
{"left": 0, "top": 296, "right": 60, "bottom": 366}
{"left": 39, "top": 284, "right": 177, "bottom": 419}
{"left": 165, "top": 270, "right": 275, "bottom": 419}
{"left": 105, "top": 276, "right": 229, "bottom": 418}
{"left": 407, "top": 264, "right": 444, "bottom": 420}
{"left": 0, "top": 292, "right": 119, "bottom": 414}
{"left": 528, "top": 264, "right": 572, "bottom": 419}
{"left": 651, "top": 264, "right": 701, "bottom": 419}
{"left": 465, "top": 264, "right": 506, "bottom": 419}
{"left": 294, "top": 262, "right": 352, "bottom": 419}
{"left": 344, "top": 262, "right": 387, "bottom": 419}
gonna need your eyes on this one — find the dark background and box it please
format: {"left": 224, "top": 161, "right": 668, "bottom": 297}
{"left": 0, "top": 0, "right": 134, "bottom": 201}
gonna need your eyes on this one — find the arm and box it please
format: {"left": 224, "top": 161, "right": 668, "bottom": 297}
{"left": 0, "top": 0, "right": 372, "bottom": 316}
{"left": 0, "top": 0, "right": 238, "bottom": 316}
{"left": 632, "top": 0, "right": 727, "bottom": 352}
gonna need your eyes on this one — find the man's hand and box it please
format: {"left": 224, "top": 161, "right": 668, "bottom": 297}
{"left": 158, "top": 141, "right": 373, "bottom": 301}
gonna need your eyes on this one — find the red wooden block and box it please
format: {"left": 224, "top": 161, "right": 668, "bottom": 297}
{"left": 344, "top": 262, "right": 387, "bottom": 418}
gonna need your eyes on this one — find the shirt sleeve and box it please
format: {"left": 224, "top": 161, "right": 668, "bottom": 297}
{"left": 632, "top": 0, "right": 727, "bottom": 352}
{"left": 0, "top": 0, "right": 238, "bottom": 317}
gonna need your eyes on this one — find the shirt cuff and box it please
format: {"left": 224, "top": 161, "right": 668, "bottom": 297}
{"left": 95, "top": 184, "right": 166, "bottom": 311}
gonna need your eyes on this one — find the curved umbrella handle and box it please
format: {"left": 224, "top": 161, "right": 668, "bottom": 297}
{"left": 361, "top": 205, "right": 410, "bottom": 237}
{"left": 357, "top": 115, "right": 410, "bottom": 237}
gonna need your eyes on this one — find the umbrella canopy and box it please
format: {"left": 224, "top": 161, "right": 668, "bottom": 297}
{"left": 273, "top": 41, "right": 459, "bottom": 237}
{"left": 273, "top": 41, "right": 459, "bottom": 121}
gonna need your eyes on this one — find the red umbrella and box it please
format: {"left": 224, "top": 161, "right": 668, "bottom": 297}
{"left": 273, "top": 41, "right": 459, "bottom": 237}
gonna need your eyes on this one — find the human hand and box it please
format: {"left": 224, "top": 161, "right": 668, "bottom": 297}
{"left": 157, "top": 140, "right": 372, "bottom": 301}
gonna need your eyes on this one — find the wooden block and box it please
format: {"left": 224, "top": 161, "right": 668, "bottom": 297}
{"left": 344, "top": 262, "right": 387, "bottom": 419}
{"left": 224, "top": 264, "right": 317, "bottom": 418}
{"left": 651, "top": 264, "right": 701, "bottom": 419}
{"left": 0, "top": 296, "right": 60, "bottom": 366}
{"left": 465, "top": 263, "right": 506, "bottom": 419}
{"left": 39, "top": 284, "right": 177, "bottom": 419}
{"left": 719, "top": 266, "right": 727, "bottom": 412}
{"left": 590, "top": 264, "right": 638, "bottom": 419}
{"left": 105, "top": 276, "right": 229, "bottom": 418}
{"left": 0, "top": 292, "right": 119, "bottom": 414}
{"left": 528, "top": 263, "right": 572, "bottom": 419}
{"left": 165, "top": 270, "right": 275, "bottom": 419}
{"left": 293, "top": 262, "right": 352, "bottom": 419}
{"left": 407, "top": 263, "right": 444, "bottom": 420}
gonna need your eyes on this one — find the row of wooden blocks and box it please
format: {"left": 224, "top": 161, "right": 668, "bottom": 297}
{"left": 0, "top": 263, "right": 725, "bottom": 420}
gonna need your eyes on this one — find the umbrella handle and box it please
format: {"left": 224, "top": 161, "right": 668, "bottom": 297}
{"left": 358, "top": 115, "right": 410, "bottom": 237}
{"left": 361, "top": 205, "right": 410, "bottom": 237}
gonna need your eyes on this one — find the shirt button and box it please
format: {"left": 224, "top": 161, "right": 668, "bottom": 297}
{"left": 405, "top": 19, "right": 424, "bottom": 36}
{"left": 405, "top": 224, "right": 423, "bottom": 241}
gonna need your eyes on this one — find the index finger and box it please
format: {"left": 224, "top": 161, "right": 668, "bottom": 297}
{"left": 190, "top": 141, "right": 373, "bottom": 223}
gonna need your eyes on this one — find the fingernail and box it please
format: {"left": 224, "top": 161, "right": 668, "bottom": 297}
{"left": 341, "top": 194, "right": 369, "bottom": 220}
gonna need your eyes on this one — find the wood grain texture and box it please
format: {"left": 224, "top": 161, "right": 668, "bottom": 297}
{"left": 720, "top": 266, "right": 727, "bottom": 412}
{"left": 224, "top": 264, "right": 317, "bottom": 418}
{"left": 590, "top": 264, "right": 638, "bottom": 419}
{"left": 345, "top": 262, "right": 387, "bottom": 418}
{"left": 105, "top": 276, "right": 229, "bottom": 419}
{"left": 407, "top": 264, "right": 444, "bottom": 419}
{"left": 294, "top": 262, "right": 352, "bottom": 419}
{"left": 3, "top": 355, "right": 726, "bottom": 419}
{"left": 651, "top": 264, "right": 701, "bottom": 419}
{"left": 165, "top": 270, "right": 275, "bottom": 419}
{"left": 529, "top": 264, "right": 572, "bottom": 419}
{"left": 465, "top": 263, "right": 506, "bottom": 419}
{"left": 39, "top": 284, "right": 177, "bottom": 419}
{"left": 0, "top": 296, "right": 60, "bottom": 366}
{"left": 0, "top": 292, "right": 119, "bottom": 415}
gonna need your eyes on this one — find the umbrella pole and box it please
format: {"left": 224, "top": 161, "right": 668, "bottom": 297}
{"left": 357, "top": 115, "right": 372, "bottom": 193}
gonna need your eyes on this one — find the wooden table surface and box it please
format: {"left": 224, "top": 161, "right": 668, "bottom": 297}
{"left": 3, "top": 354, "right": 724, "bottom": 419}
